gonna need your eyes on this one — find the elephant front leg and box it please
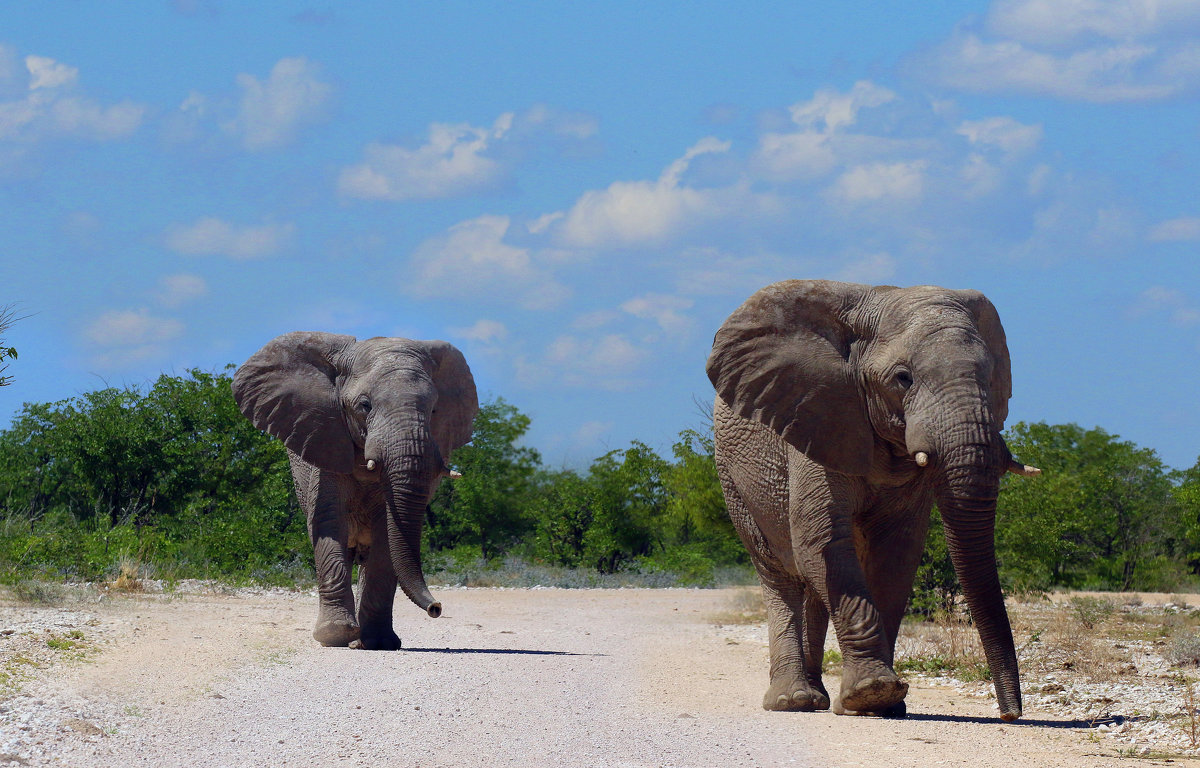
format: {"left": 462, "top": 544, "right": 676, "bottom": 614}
{"left": 354, "top": 511, "right": 402, "bottom": 650}
{"left": 791, "top": 469, "right": 906, "bottom": 715}
{"left": 306, "top": 475, "right": 360, "bottom": 647}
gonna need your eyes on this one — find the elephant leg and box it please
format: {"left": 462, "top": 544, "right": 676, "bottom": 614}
{"left": 836, "top": 499, "right": 931, "bottom": 718}
{"left": 298, "top": 463, "right": 360, "bottom": 647}
{"left": 355, "top": 509, "right": 402, "bottom": 650}
{"left": 757, "top": 566, "right": 830, "bottom": 711}
{"left": 801, "top": 584, "right": 830, "bottom": 696}
{"left": 857, "top": 500, "right": 933, "bottom": 661}
{"left": 788, "top": 457, "right": 906, "bottom": 714}
{"left": 718, "top": 465, "right": 829, "bottom": 712}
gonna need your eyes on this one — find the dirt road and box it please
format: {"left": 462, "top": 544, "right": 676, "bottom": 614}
{"left": 0, "top": 587, "right": 1176, "bottom": 767}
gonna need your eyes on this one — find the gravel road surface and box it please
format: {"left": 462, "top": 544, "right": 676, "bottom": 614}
{"left": 0, "top": 587, "right": 1174, "bottom": 767}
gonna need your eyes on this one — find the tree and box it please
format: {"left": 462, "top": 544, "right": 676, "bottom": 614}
{"left": 996, "top": 422, "right": 1179, "bottom": 591}
{"left": 0, "top": 305, "right": 18, "bottom": 387}
{"left": 426, "top": 397, "right": 541, "bottom": 558}
{"left": 661, "top": 429, "right": 741, "bottom": 562}
{"left": 1174, "top": 456, "right": 1200, "bottom": 573}
{"left": 583, "top": 441, "right": 670, "bottom": 572}
{"left": 0, "top": 369, "right": 304, "bottom": 580}
{"left": 528, "top": 469, "right": 597, "bottom": 567}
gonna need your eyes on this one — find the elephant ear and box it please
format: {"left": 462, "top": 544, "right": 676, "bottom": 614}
{"left": 954, "top": 290, "right": 1012, "bottom": 427}
{"left": 421, "top": 340, "right": 479, "bottom": 463}
{"left": 706, "top": 280, "right": 876, "bottom": 476}
{"left": 232, "top": 331, "right": 358, "bottom": 474}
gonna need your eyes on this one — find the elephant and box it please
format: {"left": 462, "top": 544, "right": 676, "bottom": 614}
{"left": 232, "top": 332, "right": 477, "bottom": 650}
{"left": 705, "top": 280, "right": 1040, "bottom": 721}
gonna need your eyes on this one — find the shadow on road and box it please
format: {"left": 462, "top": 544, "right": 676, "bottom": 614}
{"left": 906, "top": 712, "right": 1108, "bottom": 729}
{"left": 403, "top": 647, "right": 607, "bottom": 657}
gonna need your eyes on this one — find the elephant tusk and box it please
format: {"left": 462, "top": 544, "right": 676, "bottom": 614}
{"left": 914, "top": 452, "right": 929, "bottom": 467}
{"left": 366, "top": 459, "right": 376, "bottom": 471}
{"left": 1007, "top": 458, "right": 1041, "bottom": 477}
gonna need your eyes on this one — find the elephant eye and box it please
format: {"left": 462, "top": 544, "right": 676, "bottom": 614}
{"left": 894, "top": 369, "right": 913, "bottom": 390}
{"left": 358, "top": 399, "right": 372, "bottom": 413}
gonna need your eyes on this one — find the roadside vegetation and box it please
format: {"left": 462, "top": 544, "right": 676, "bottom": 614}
{"left": 0, "top": 370, "right": 1198, "bottom": 610}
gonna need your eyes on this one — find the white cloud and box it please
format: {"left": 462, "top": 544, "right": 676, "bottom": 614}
{"left": 960, "top": 153, "right": 1003, "bottom": 197}
{"left": 543, "top": 333, "right": 646, "bottom": 388}
{"left": 224, "top": 57, "right": 332, "bottom": 150}
{"left": 557, "top": 137, "right": 732, "bottom": 247}
{"left": 408, "top": 215, "right": 569, "bottom": 310}
{"left": 520, "top": 103, "right": 598, "bottom": 139}
{"left": 1133, "top": 286, "right": 1200, "bottom": 326}
{"left": 155, "top": 273, "right": 208, "bottom": 308}
{"left": 451, "top": 319, "right": 509, "bottom": 343}
{"left": 986, "top": 0, "right": 1200, "bottom": 48}
{"left": 830, "top": 161, "right": 927, "bottom": 203}
{"left": 338, "top": 113, "right": 513, "bottom": 201}
{"left": 918, "top": 0, "right": 1200, "bottom": 103}
{"left": 1149, "top": 216, "right": 1200, "bottom": 242}
{"left": 45, "top": 97, "right": 144, "bottom": 139}
{"left": 0, "top": 51, "right": 144, "bottom": 143}
{"left": 754, "top": 131, "right": 838, "bottom": 181}
{"left": 25, "top": 56, "right": 77, "bottom": 90}
{"left": 752, "top": 81, "right": 925, "bottom": 183}
{"left": 957, "top": 116, "right": 1043, "bottom": 154}
{"left": 166, "top": 217, "right": 294, "bottom": 259}
{"left": 170, "top": 58, "right": 331, "bottom": 150}
{"left": 527, "top": 211, "right": 564, "bottom": 234}
{"left": 788, "top": 81, "right": 895, "bottom": 133}
{"left": 515, "top": 331, "right": 649, "bottom": 391}
{"left": 620, "top": 293, "right": 694, "bottom": 337}
{"left": 84, "top": 308, "right": 184, "bottom": 365}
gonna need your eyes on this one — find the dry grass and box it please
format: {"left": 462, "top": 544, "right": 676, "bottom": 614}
{"left": 1010, "top": 598, "right": 1133, "bottom": 684}
{"left": 895, "top": 609, "right": 992, "bottom": 681}
{"left": 109, "top": 559, "right": 145, "bottom": 593}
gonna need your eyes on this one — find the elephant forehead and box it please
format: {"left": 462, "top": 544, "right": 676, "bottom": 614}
{"left": 353, "top": 340, "right": 430, "bottom": 368}
{"left": 874, "top": 297, "right": 976, "bottom": 336}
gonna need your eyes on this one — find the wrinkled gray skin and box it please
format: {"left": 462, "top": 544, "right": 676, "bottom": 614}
{"left": 707, "top": 280, "right": 1031, "bottom": 721}
{"left": 233, "top": 332, "right": 477, "bottom": 650}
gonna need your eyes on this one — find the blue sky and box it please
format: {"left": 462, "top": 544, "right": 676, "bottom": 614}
{"left": 1, "top": 1, "right": 1199, "bottom": 470}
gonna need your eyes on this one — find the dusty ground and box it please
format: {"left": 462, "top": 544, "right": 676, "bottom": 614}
{"left": 0, "top": 586, "right": 1194, "bottom": 767}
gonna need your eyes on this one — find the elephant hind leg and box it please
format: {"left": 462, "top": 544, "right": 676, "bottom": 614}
{"left": 302, "top": 466, "right": 360, "bottom": 647}
{"left": 760, "top": 573, "right": 830, "bottom": 712}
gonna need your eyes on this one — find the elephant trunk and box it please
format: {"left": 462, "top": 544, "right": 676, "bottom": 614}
{"left": 936, "top": 440, "right": 1022, "bottom": 722}
{"left": 378, "top": 427, "right": 442, "bottom": 619}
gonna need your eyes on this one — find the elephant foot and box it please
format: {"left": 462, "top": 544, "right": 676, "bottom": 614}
{"left": 835, "top": 673, "right": 908, "bottom": 715}
{"left": 762, "top": 676, "right": 830, "bottom": 712}
{"left": 313, "top": 619, "right": 361, "bottom": 647}
{"left": 355, "top": 625, "right": 402, "bottom": 651}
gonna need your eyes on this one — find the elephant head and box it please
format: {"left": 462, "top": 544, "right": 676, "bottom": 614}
{"left": 232, "top": 332, "right": 477, "bottom": 618}
{"left": 706, "top": 280, "right": 1034, "bottom": 721}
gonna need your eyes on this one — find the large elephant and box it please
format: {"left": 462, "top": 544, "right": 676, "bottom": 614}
{"left": 705, "top": 280, "right": 1039, "bottom": 721}
{"left": 233, "top": 332, "right": 477, "bottom": 650}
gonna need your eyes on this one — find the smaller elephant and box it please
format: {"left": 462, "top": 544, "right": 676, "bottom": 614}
{"left": 706, "top": 280, "right": 1039, "bottom": 720}
{"left": 233, "top": 332, "right": 477, "bottom": 649}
